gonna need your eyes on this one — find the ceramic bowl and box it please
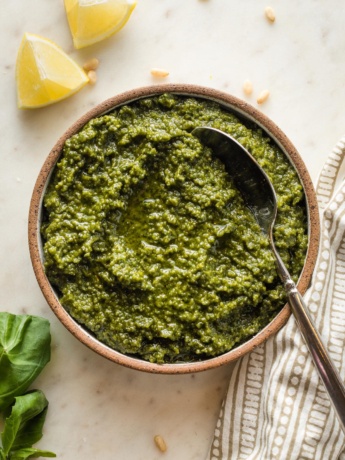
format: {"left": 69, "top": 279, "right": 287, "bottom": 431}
{"left": 28, "top": 84, "right": 320, "bottom": 374}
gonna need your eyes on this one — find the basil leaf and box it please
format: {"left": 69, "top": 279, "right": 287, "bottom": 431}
{"left": 0, "top": 313, "right": 51, "bottom": 411}
{"left": 1, "top": 391, "right": 49, "bottom": 454}
{"left": 1, "top": 391, "right": 55, "bottom": 458}
{"left": 8, "top": 448, "right": 56, "bottom": 459}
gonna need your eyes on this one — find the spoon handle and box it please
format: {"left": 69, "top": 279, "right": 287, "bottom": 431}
{"left": 274, "top": 251, "right": 345, "bottom": 432}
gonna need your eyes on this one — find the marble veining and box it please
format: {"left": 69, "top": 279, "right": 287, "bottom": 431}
{"left": 1, "top": 1, "right": 345, "bottom": 458}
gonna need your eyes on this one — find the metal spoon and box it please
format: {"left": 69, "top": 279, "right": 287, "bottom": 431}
{"left": 193, "top": 126, "right": 345, "bottom": 431}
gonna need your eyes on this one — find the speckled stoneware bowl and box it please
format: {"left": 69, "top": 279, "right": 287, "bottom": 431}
{"left": 28, "top": 84, "right": 320, "bottom": 374}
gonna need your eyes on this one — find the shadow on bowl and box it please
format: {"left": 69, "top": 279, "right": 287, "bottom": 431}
{"left": 28, "top": 84, "right": 320, "bottom": 374}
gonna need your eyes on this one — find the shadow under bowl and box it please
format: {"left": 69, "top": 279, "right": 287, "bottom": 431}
{"left": 28, "top": 84, "right": 320, "bottom": 374}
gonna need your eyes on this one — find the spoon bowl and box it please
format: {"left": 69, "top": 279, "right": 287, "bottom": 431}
{"left": 193, "top": 126, "right": 345, "bottom": 431}
{"left": 192, "top": 126, "right": 277, "bottom": 236}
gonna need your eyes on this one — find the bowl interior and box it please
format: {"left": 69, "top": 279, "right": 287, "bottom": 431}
{"left": 28, "top": 84, "right": 320, "bottom": 374}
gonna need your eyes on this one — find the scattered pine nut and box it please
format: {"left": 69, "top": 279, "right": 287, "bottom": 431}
{"left": 87, "top": 70, "right": 97, "bottom": 85}
{"left": 150, "top": 68, "right": 169, "bottom": 78}
{"left": 243, "top": 79, "right": 253, "bottom": 96}
{"left": 265, "top": 6, "right": 276, "bottom": 23}
{"left": 83, "top": 58, "right": 99, "bottom": 71}
{"left": 257, "top": 89, "right": 270, "bottom": 104}
{"left": 154, "top": 435, "right": 167, "bottom": 453}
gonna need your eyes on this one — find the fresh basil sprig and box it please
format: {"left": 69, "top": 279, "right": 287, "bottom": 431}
{"left": 0, "top": 313, "right": 55, "bottom": 459}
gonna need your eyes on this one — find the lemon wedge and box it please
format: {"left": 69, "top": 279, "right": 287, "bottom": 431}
{"left": 16, "top": 33, "right": 89, "bottom": 109}
{"left": 64, "top": 0, "right": 137, "bottom": 49}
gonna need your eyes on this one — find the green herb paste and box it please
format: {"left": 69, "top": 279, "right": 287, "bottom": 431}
{"left": 42, "top": 94, "right": 308, "bottom": 363}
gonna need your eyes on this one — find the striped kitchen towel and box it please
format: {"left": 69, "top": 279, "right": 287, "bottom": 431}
{"left": 208, "top": 137, "right": 345, "bottom": 460}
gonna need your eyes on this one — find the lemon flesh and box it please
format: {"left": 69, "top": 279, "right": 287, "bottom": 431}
{"left": 16, "top": 33, "right": 89, "bottom": 109}
{"left": 64, "top": 0, "right": 136, "bottom": 49}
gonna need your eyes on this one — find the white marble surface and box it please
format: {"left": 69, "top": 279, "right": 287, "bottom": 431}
{"left": 1, "top": 1, "right": 345, "bottom": 459}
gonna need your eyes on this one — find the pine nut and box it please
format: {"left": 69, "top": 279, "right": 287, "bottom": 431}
{"left": 154, "top": 435, "right": 167, "bottom": 452}
{"left": 243, "top": 79, "right": 253, "bottom": 96}
{"left": 265, "top": 6, "right": 276, "bottom": 23}
{"left": 150, "top": 68, "right": 169, "bottom": 78}
{"left": 257, "top": 89, "right": 270, "bottom": 104}
{"left": 87, "top": 70, "right": 97, "bottom": 85}
{"left": 83, "top": 58, "right": 99, "bottom": 71}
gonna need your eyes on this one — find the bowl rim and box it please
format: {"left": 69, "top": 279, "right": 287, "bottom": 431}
{"left": 28, "top": 83, "right": 320, "bottom": 374}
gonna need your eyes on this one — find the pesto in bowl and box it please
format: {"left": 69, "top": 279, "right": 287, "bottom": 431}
{"left": 41, "top": 93, "right": 308, "bottom": 364}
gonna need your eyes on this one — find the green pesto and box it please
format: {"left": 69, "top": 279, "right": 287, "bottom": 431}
{"left": 42, "top": 94, "right": 308, "bottom": 364}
